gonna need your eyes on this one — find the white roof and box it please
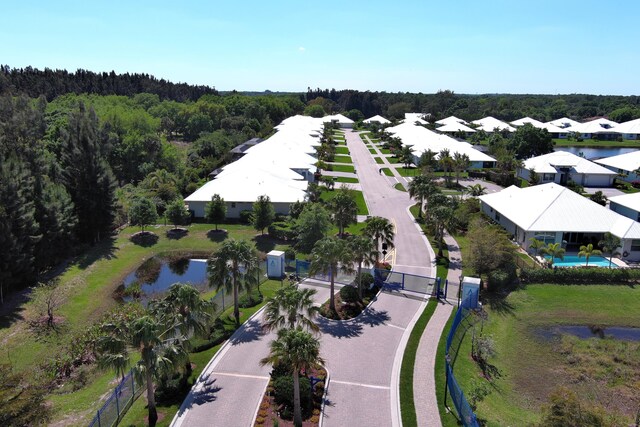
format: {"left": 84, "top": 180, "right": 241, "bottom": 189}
{"left": 547, "top": 117, "right": 581, "bottom": 128}
{"left": 471, "top": 116, "right": 516, "bottom": 132}
{"left": 511, "top": 117, "right": 546, "bottom": 127}
{"left": 479, "top": 183, "right": 640, "bottom": 238}
{"left": 612, "top": 118, "right": 640, "bottom": 135}
{"left": 539, "top": 122, "right": 568, "bottom": 134}
{"left": 436, "top": 122, "right": 476, "bottom": 133}
{"left": 403, "top": 112, "right": 429, "bottom": 125}
{"left": 363, "top": 115, "right": 391, "bottom": 124}
{"left": 386, "top": 122, "right": 495, "bottom": 163}
{"left": 522, "top": 151, "right": 616, "bottom": 176}
{"left": 609, "top": 192, "right": 640, "bottom": 213}
{"left": 595, "top": 150, "right": 640, "bottom": 173}
{"left": 435, "top": 115, "right": 468, "bottom": 126}
{"left": 323, "top": 113, "right": 354, "bottom": 124}
{"left": 566, "top": 118, "right": 618, "bottom": 134}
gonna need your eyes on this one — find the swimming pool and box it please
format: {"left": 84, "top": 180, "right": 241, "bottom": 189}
{"left": 546, "top": 254, "right": 617, "bottom": 268}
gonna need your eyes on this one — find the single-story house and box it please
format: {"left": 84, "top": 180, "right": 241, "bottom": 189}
{"left": 323, "top": 114, "right": 354, "bottom": 128}
{"left": 511, "top": 117, "right": 568, "bottom": 138}
{"left": 470, "top": 116, "right": 516, "bottom": 133}
{"left": 595, "top": 150, "right": 640, "bottom": 183}
{"left": 435, "top": 115, "right": 468, "bottom": 126}
{"left": 363, "top": 115, "right": 391, "bottom": 125}
{"left": 547, "top": 117, "right": 581, "bottom": 129}
{"left": 565, "top": 118, "right": 618, "bottom": 140}
{"left": 403, "top": 113, "right": 429, "bottom": 125}
{"left": 612, "top": 118, "right": 640, "bottom": 140}
{"left": 435, "top": 121, "right": 477, "bottom": 136}
{"left": 517, "top": 151, "right": 616, "bottom": 187}
{"left": 511, "top": 117, "right": 546, "bottom": 128}
{"left": 609, "top": 193, "right": 640, "bottom": 222}
{"left": 479, "top": 183, "right": 640, "bottom": 261}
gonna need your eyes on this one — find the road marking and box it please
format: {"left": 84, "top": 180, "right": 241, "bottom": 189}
{"left": 331, "top": 380, "right": 390, "bottom": 390}
{"left": 211, "top": 372, "right": 269, "bottom": 380}
{"left": 385, "top": 322, "right": 406, "bottom": 331}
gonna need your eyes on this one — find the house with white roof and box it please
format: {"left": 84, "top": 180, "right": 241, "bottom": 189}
{"left": 609, "top": 193, "right": 640, "bottom": 222}
{"left": 435, "top": 121, "right": 477, "bottom": 136}
{"left": 511, "top": 117, "right": 546, "bottom": 128}
{"left": 403, "top": 113, "right": 429, "bottom": 125}
{"left": 479, "top": 183, "right": 640, "bottom": 260}
{"left": 547, "top": 117, "right": 581, "bottom": 129}
{"left": 511, "top": 117, "right": 568, "bottom": 138}
{"left": 471, "top": 116, "right": 516, "bottom": 133}
{"left": 517, "top": 151, "right": 616, "bottom": 187}
{"left": 595, "top": 150, "right": 640, "bottom": 183}
{"left": 612, "top": 118, "right": 640, "bottom": 140}
{"left": 323, "top": 114, "right": 354, "bottom": 128}
{"left": 435, "top": 116, "right": 468, "bottom": 126}
{"left": 565, "top": 118, "right": 618, "bottom": 140}
{"left": 363, "top": 115, "right": 391, "bottom": 125}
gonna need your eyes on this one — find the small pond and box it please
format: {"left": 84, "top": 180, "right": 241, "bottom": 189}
{"left": 120, "top": 257, "right": 209, "bottom": 303}
{"left": 555, "top": 146, "right": 638, "bottom": 160}
{"left": 537, "top": 325, "right": 640, "bottom": 342}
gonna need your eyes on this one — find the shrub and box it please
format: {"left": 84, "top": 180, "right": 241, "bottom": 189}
{"left": 268, "top": 222, "right": 296, "bottom": 241}
{"left": 238, "top": 291, "right": 263, "bottom": 308}
{"left": 339, "top": 285, "right": 359, "bottom": 303}
{"left": 284, "top": 248, "right": 296, "bottom": 262}
{"left": 155, "top": 364, "right": 192, "bottom": 404}
{"left": 273, "top": 375, "right": 312, "bottom": 417}
{"left": 356, "top": 272, "right": 374, "bottom": 288}
{"left": 520, "top": 267, "right": 640, "bottom": 284}
{"left": 631, "top": 180, "right": 640, "bottom": 189}
{"left": 487, "top": 268, "right": 516, "bottom": 292}
{"left": 239, "top": 209, "right": 253, "bottom": 224}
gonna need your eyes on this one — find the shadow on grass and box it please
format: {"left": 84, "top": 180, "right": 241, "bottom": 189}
{"left": 166, "top": 228, "right": 189, "bottom": 240}
{"left": 252, "top": 234, "right": 280, "bottom": 253}
{"left": 207, "top": 229, "right": 228, "bottom": 243}
{"left": 129, "top": 231, "right": 159, "bottom": 248}
{"left": 482, "top": 292, "right": 516, "bottom": 317}
{"left": 77, "top": 236, "right": 118, "bottom": 269}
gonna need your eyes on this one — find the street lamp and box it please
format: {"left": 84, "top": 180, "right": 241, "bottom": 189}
{"left": 457, "top": 274, "right": 463, "bottom": 307}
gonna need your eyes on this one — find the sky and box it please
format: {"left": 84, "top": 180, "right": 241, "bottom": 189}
{"left": 2, "top": 0, "right": 639, "bottom": 95}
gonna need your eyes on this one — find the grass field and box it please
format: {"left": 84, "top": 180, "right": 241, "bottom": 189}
{"left": 385, "top": 156, "right": 399, "bottom": 164}
{"left": 395, "top": 167, "right": 420, "bottom": 177}
{"left": 0, "top": 224, "right": 293, "bottom": 425}
{"left": 335, "top": 176, "right": 359, "bottom": 183}
{"left": 320, "top": 188, "right": 369, "bottom": 215}
{"left": 394, "top": 183, "right": 406, "bottom": 192}
{"left": 331, "top": 164, "right": 355, "bottom": 173}
{"left": 452, "top": 285, "right": 640, "bottom": 425}
{"left": 369, "top": 148, "right": 376, "bottom": 154}
{"left": 335, "top": 146, "right": 350, "bottom": 155}
{"left": 380, "top": 148, "right": 391, "bottom": 154}
{"left": 374, "top": 156, "right": 384, "bottom": 164}
{"left": 553, "top": 138, "right": 640, "bottom": 147}
{"left": 381, "top": 168, "right": 393, "bottom": 177}
{"left": 332, "top": 155, "right": 353, "bottom": 164}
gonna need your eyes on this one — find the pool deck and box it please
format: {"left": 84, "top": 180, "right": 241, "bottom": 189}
{"left": 534, "top": 254, "right": 628, "bottom": 268}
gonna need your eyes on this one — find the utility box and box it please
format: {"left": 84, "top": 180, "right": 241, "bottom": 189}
{"left": 267, "top": 250, "right": 285, "bottom": 279}
{"left": 461, "top": 277, "right": 481, "bottom": 309}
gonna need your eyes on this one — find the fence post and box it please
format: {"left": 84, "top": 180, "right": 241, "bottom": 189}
{"left": 401, "top": 272, "right": 405, "bottom": 290}
{"left": 96, "top": 411, "right": 101, "bottom": 427}
{"left": 444, "top": 279, "right": 448, "bottom": 299}
{"left": 131, "top": 372, "right": 135, "bottom": 395}
{"left": 115, "top": 387, "right": 120, "bottom": 420}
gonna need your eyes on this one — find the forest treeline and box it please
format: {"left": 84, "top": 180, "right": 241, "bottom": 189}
{"left": 304, "top": 88, "right": 640, "bottom": 123}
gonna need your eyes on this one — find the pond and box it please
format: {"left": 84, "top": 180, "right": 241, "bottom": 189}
{"left": 537, "top": 325, "right": 640, "bottom": 342}
{"left": 120, "top": 257, "right": 209, "bottom": 303}
{"left": 555, "top": 146, "right": 638, "bottom": 160}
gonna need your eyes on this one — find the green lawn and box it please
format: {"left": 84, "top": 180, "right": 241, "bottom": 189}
{"left": 381, "top": 168, "right": 394, "bottom": 177}
{"left": 452, "top": 285, "right": 640, "bottom": 425}
{"left": 331, "top": 164, "right": 355, "bottom": 173}
{"left": 553, "top": 138, "right": 640, "bottom": 147}
{"left": 385, "top": 156, "right": 399, "bottom": 164}
{"left": 380, "top": 148, "right": 391, "bottom": 154}
{"left": 335, "top": 176, "right": 359, "bottom": 183}
{"left": 335, "top": 146, "right": 350, "bottom": 155}
{"left": 369, "top": 148, "right": 377, "bottom": 154}
{"left": 394, "top": 183, "right": 406, "bottom": 192}
{"left": 333, "top": 155, "right": 353, "bottom": 164}
{"left": 435, "top": 309, "right": 460, "bottom": 427}
{"left": 0, "top": 224, "right": 292, "bottom": 425}
{"left": 374, "top": 157, "right": 384, "bottom": 164}
{"left": 395, "top": 167, "right": 420, "bottom": 177}
{"left": 320, "top": 189, "right": 369, "bottom": 215}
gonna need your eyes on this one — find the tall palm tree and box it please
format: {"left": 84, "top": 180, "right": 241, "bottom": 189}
{"left": 363, "top": 216, "right": 395, "bottom": 264}
{"left": 578, "top": 243, "right": 602, "bottom": 267}
{"left": 97, "top": 315, "right": 187, "bottom": 427}
{"left": 263, "top": 286, "right": 319, "bottom": 333}
{"left": 399, "top": 144, "right": 415, "bottom": 169}
{"left": 260, "top": 328, "right": 324, "bottom": 427}
{"left": 331, "top": 188, "right": 357, "bottom": 237}
{"left": 465, "top": 183, "right": 487, "bottom": 197}
{"left": 208, "top": 239, "right": 259, "bottom": 326}
{"left": 542, "top": 242, "right": 565, "bottom": 266}
{"left": 452, "top": 152, "right": 471, "bottom": 185}
{"left": 149, "top": 283, "right": 214, "bottom": 341}
{"left": 431, "top": 204, "right": 457, "bottom": 257}
{"left": 408, "top": 174, "right": 436, "bottom": 219}
{"left": 528, "top": 238, "right": 546, "bottom": 258}
{"left": 439, "top": 149, "right": 454, "bottom": 186}
{"left": 598, "top": 232, "right": 622, "bottom": 269}
{"left": 309, "top": 237, "right": 354, "bottom": 313}
{"left": 349, "top": 236, "right": 378, "bottom": 300}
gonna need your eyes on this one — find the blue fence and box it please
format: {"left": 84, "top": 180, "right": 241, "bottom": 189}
{"left": 444, "top": 295, "right": 480, "bottom": 427}
{"left": 295, "top": 260, "right": 437, "bottom": 295}
{"left": 88, "top": 369, "right": 144, "bottom": 427}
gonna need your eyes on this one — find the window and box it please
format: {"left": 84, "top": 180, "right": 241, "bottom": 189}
{"left": 231, "top": 202, "right": 236, "bottom": 208}
{"left": 495, "top": 212, "right": 501, "bottom": 221}
{"left": 534, "top": 233, "right": 556, "bottom": 246}
{"left": 631, "top": 240, "right": 640, "bottom": 252}
{"left": 543, "top": 173, "right": 555, "bottom": 182}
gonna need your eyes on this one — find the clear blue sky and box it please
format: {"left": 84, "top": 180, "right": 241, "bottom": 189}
{"left": 2, "top": 0, "right": 639, "bottom": 95}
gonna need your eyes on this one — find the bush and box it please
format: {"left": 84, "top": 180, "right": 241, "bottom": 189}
{"left": 155, "top": 363, "right": 192, "bottom": 404}
{"left": 356, "top": 272, "right": 374, "bottom": 288}
{"left": 273, "top": 375, "right": 312, "bottom": 417}
{"left": 239, "top": 209, "right": 253, "bottom": 224}
{"left": 520, "top": 267, "right": 640, "bottom": 284}
{"left": 238, "top": 291, "right": 263, "bottom": 308}
{"left": 339, "top": 285, "right": 359, "bottom": 303}
{"left": 268, "top": 221, "right": 296, "bottom": 241}
{"left": 284, "top": 248, "right": 296, "bottom": 262}
{"left": 487, "top": 268, "right": 516, "bottom": 292}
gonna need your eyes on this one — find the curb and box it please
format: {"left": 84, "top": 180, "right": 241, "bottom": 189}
{"left": 318, "top": 365, "right": 331, "bottom": 427}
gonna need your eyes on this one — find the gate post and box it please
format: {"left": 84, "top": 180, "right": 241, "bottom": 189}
{"left": 444, "top": 278, "right": 448, "bottom": 299}
{"left": 401, "top": 272, "right": 405, "bottom": 290}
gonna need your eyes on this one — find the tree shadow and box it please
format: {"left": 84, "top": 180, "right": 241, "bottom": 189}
{"left": 166, "top": 228, "right": 188, "bottom": 240}
{"left": 317, "top": 318, "right": 363, "bottom": 339}
{"left": 252, "top": 234, "right": 276, "bottom": 253}
{"left": 77, "top": 236, "right": 118, "bottom": 269}
{"left": 0, "top": 288, "right": 29, "bottom": 330}
{"left": 130, "top": 231, "right": 159, "bottom": 248}
{"left": 358, "top": 307, "right": 391, "bottom": 327}
{"left": 482, "top": 292, "right": 516, "bottom": 317}
{"left": 207, "top": 229, "right": 228, "bottom": 243}
{"left": 229, "top": 317, "right": 267, "bottom": 345}
{"left": 181, "top": 376, "right": 221, "bottom": 411}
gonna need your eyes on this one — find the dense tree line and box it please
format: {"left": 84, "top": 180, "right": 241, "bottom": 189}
{"left": 0, "top": 65, "right": 218, "bottom": 102}
{"left": 304, "top": 88, "right": 640, "bottom": 122}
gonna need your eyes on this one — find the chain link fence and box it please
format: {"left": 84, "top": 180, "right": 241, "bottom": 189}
{"left": 88, "top": 370, "right": 143, "bottom": 427}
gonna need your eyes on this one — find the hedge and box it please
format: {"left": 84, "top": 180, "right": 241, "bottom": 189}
{"left": 520, "top": 267, "right": 640, "bottom": 285}
{"left": 268, "top": 221, "right": 297, "bottom": 241}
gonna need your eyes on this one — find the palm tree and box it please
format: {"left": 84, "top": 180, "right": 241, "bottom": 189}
{"left": 408, "top": 174, "right": 436, "bottom": 219}
{"left": 149, "top": 283, "right": 214, "bottom": 341}
{"left": 263, "top": 286, "right": 319, "bottom": 333}
{"left": 363, "top": 216, "right": 395, "bottom": 264}
{"left": 331, "top": 188, "right": 357, "bottom": 237}
{"left": 452, "top": 152, "right": 471, "bottom": 185}
{"left": 309, "top": 237, "right": 354, "bottom": 313}
{"left": 431, "top": 204, "right": 457, "bottom": 257}
{"left": 399, "top": 145, "right": 415, "bottom": 169}
{"left": 439, "top": 149, "right": 454, "bottom": 186}
{"left": 542, "top": 242, "right": 565, "bottom": 266}
{"left": 598, "top": 232, "right": 622, "bottom": 269}
{"left": 260, "top": 328, "right": 324, "bottom": 427}
{"left": 97, "top": 315, "right": 187, "bottom": 427}
{"left": 349, "top": 236, "right": 378, "bottom": 300}
{"left": 208, "top": 239, "right": 259, "bottom": 327}
{"left": 465, "top": 183, "right": 487, "bottom": 197}
{"left": 578, "top": 243, "right": 602, "bottom": 267}
{"left": 528, "top": 238, "right": 546, "bottom": 258}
